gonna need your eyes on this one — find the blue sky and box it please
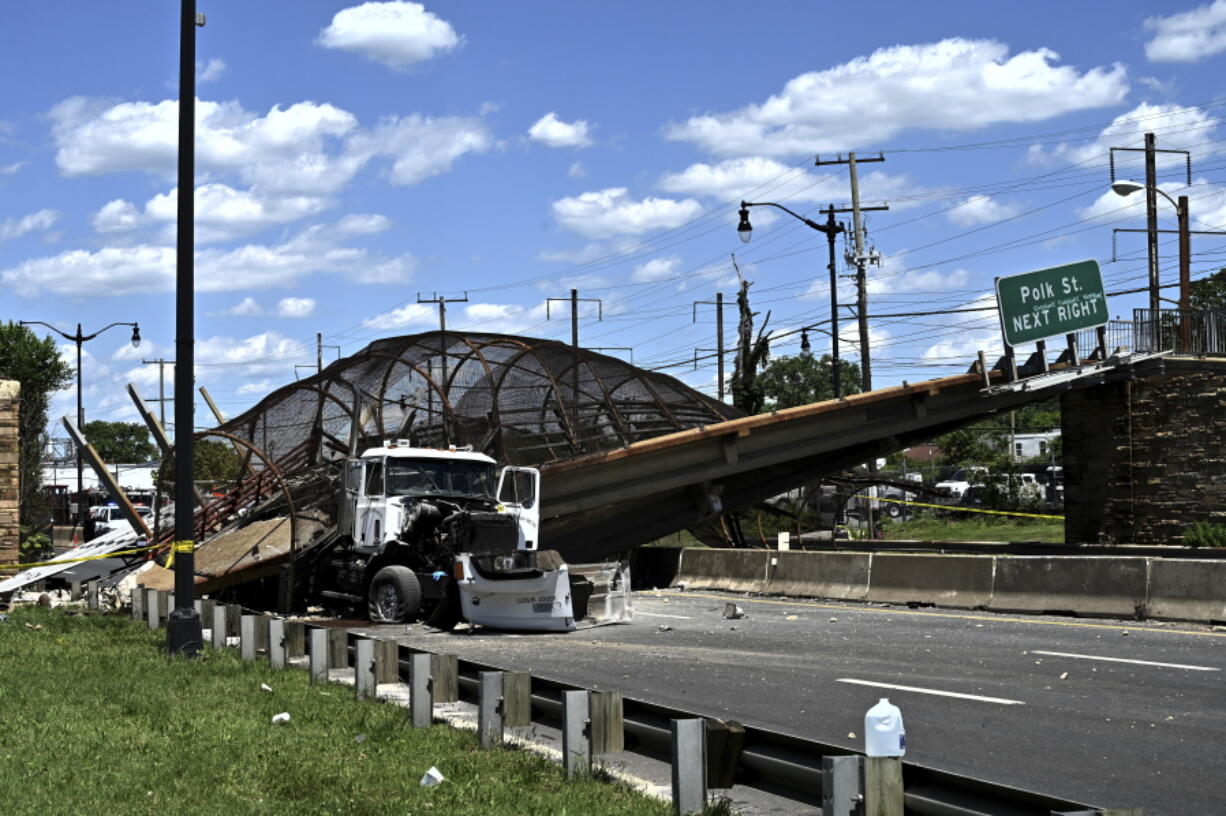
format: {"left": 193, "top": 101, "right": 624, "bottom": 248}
{"left": 4, "top": 0, "right": 1226, "bottom": 435}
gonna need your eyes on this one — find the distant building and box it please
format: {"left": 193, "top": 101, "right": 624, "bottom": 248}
{"left": 1004, "top": 431, "right": 1060, "bottom": 460}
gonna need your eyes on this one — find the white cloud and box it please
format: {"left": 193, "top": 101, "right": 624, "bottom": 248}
{"left": 921, "top": 293, "right": 1002, "bottom": 362}
{"left": 94, "top": 184, "right": 329, "bottom": 243}
{"left": 946, "top": 195, "right": 1022, "bottom": 227}
{"left": 237, "top": 380, "right": 275, "bottom": 395}
{"left": 317, "top": 1, "right": 462, "bottom": 69}
{"left": 335, "top": 213, "right": 391, "bottom": 235}
{"left": 528, "top": 112, "right": 594, "bottom": 148}
{"left": 0, "top": 161, "right": 25, "bottom": 175}
{"left": 1028, "top": 102, "right": 1217, "bottom": 167}
{"left": 568, "top": 161, "right": 586, "bottom": 179}
{"left": 347, "top": 253, "right": 418, "bottom": 284}
{"left": 50, "top": 96, "right": 492, "bottom": 199}
{"left": 537, "top": 242, "right": 613, "bottom": 263}
{"left": 276, "top": 297, "right": 316, "bottom": 318}
{"left": 196, "top": 331, "right": 309, "bottom": 378}
{"left": 356, "top": 114, "right": 493, "bottom": 185}
{"left": 660, "top": 157, "right": 826, "bottom": 202}
{"left": 0, "top": 208, "right": 60, "bottom": 241}
{"left": 552, "top": 187, "right": 703, "bottom": 239}
{"left": 1145, "top": 1, "right": 1226, "bottom": 62}
{"left": 667, "top": 39, "right": 1128, "bottom": 156}
{"left": 361, "top": 302, "right": 436, "bottom": 331}
{"left": 632, "top": 256, "right": 681, "bottom": 282}
{"left": 198, "top": 58, "right": 226, "bottom": 83}
{"left": 218, "top": 297, "right": 264, "bottom": 317}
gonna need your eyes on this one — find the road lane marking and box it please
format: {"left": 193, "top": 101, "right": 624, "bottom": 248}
{"left": 1030, "top": 650, "right": 1219, "bottom": 671}
{"left": 837, "top": 678, "right": 1025, "bottom": 705}
{"left": 636, "top": 611, "right": 694, "bottom": 620}
{"left": 648, "top": 591, "right": 1226, "bottom": 639}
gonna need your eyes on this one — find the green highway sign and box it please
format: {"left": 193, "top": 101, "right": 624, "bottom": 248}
{"left": 995, "top": 259, "right": 1107, "bottom": 347}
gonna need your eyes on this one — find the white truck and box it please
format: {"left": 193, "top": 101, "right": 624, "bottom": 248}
{"left": 306, "top": 441, "right": 630, "bottom": 632}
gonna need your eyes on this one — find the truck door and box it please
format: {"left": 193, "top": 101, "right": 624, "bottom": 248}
{"left": 497, "top": 467, "right": 540, "bottom": 550}
{"left": 338, "top": 458, "right": 362, "bottom": 539}
{"left": 358, "top": 459, "right": 384, "bottom": 548}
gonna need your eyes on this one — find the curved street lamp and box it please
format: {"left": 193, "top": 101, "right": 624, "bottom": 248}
{"left": 737, "top": 200, "right": 845, "bottom": 397}
{"left": 18, "top": 321, "right": 140, "bottom": 533}
{"left": 1111, "top": 180, "right": 1192, "bottom": 347}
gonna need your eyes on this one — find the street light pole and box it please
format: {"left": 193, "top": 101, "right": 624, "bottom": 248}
{"left": 167, "top": 0, "right": 205, "bottom": 656}
{"left": 1110, "top": 181, "right": 1193, "bottom": 349}
{"left": 19, "top": 321, "right": 140, "bottom": 534}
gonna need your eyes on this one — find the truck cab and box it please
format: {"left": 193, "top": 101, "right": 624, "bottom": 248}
{"left": 315, "top": 441, "right": 557, "bottom": 627}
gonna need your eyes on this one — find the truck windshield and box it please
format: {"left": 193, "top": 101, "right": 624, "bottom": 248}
{"left": 386, "top": 460, "right": 497, "bottom": 499}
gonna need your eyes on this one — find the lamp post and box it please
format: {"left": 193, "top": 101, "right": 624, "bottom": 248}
{"left": 19, "top": 321, "right": 140, "bottom": 535}
{"left": 738, "top": 201, "right": 846, "bottom": 398}
{"left": 1111, "top": 180, "right": 1192, "bottom": 349}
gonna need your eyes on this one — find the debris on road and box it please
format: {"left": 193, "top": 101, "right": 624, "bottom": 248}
{"left": 785, "top": 614, "right": 799, "bottom": 621}
{"left": 1059, "top": 672, "right": 1069, "bottom": 680}
{"left": 723, "top": 603, "right": 744, "bottom": 620}
{"left": 656, "top": 624, "right": 673, "bottom": 633}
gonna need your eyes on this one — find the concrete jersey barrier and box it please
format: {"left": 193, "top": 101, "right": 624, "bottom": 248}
{"left": 1147, "top": 558, "right": 1226, "bottom": 622}
{"left": 673, "top": 548, "right": 769, "bottom": 594}
{"left": 867, "top": 553, "right": 994, "bottom": 609}
{"left": 989, "top": 556, "right": 1149, "bottom": 618}
{"left": 766, "top": 551, "right": 870, "bottom": 601}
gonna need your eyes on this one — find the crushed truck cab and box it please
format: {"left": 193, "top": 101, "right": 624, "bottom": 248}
{"left": 310, "top": 441, "right": 628, "bottom": 632}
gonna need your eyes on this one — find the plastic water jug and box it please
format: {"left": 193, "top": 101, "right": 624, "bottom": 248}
{"left": 864, "top": 697, "right": 905, "bottom": 757}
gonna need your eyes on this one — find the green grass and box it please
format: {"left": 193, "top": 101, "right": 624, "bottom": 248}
{"left": 880, "top": 516, "right": 1064, "bottom": 543}
{"left": 0, "top": 607, "right": 670, "bottom": 816}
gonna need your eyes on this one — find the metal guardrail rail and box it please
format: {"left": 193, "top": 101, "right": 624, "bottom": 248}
{"left": 307, "top": 624, "right": 1100, "bottom": 815}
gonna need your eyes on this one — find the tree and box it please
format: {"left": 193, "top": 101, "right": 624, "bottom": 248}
{"left": 0, "top": 322, "right": 73, "bottom": 534}
{"left": 1189, "top": 268, "right": 1226, "bottom": 311}
{"left": 729, "top": 276, "right": 772, "bottom": 414}
{"left": 156, "top": 438, "right": 243, "bottom": 491}
{"left": 759, "top": 353, "right": 861, "bottom": 410}
{"left": 82, "top": 421, "right": 158, "bottom": 463}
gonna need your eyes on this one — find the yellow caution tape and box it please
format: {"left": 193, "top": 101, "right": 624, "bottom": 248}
{"left": 173, "top": 541, "right": 194, "bottom": 554}
{"left": 857, "top": 494, "right": 1064, "bottom": 521}
{"left": 0, "top": 541, "right": 165, "bottom": 570}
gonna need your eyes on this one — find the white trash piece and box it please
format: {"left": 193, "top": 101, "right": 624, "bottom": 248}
{"left": 864, "top": 698, "right": 905, "bottom": 757}
{"left": 420, "top": 766, "right": 445, "bottom": 787}
{"left": 260, "top": 683, "right": 273, "bottom": 692}
{"left": 271, "top": 712, "right": 291, "bottom": 725}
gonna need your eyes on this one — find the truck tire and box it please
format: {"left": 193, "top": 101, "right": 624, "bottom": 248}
{"left": 368, "top": 566, "right": 422, "bottom": 623}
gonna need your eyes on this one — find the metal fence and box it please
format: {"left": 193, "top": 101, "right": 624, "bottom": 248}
{"left": 1075, "top": 310, "right": 1226, "bottom": 357}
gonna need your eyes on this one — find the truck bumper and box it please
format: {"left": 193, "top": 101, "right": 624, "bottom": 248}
{"left": 455, "top": 554, "right": 577, "bottom": 632}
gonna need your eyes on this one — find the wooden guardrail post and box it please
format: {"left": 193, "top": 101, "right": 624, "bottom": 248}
{"left": 590, "top": 691, "right": 624, "bottom": 756}
{"left": 210, "top": 603, "right": 228, "bottom": 649}
{"left": 146, "top": 589, "right": 160, "bottom": 630}
{"left": 503, "top": 671, "right": 532, "bottom": 728}
{"left": 268, "top": 618, "right": 286, "bottom": 669}
{"left": 284, "top": 621, "right": 306, "bottom": 659}
{"left": 130, "top": 585, "right": 144, "bottom": 621}
{"left": 432, "top": 654, "right": 459, "bottom": 703}
{"left": 86, "top": 581, "right": 99, "bottom": 610}
{"left": 822, "top": 755, "right": 864, "bottom": 816}
{"left": 671, "top": 718, "right": 706, "bottom": 816}
{"left": 478, "top": 671, "right": 504, "bottom": 749}
{"left": 562, "top": 690, "right": 590, "bottom": 779}
{"left": 327, "top": 629, "right": 348, "bottom": 669}
{"left": 409, "top": 653, "right": 433, "bottom": 728}
{"left": 864, "top": 757, "right": 903, "bottom": 816}
{"left": 355, "top": 638, "right": 376, "bottom": 700}
{"left": 240, "top": 614, "right": 258, "bottom": 661}
{"left": 374, "top": 640, "right": 399, "bottom": 684}
{"left": 309, "top": 628, "right": 329, "bottom": 684}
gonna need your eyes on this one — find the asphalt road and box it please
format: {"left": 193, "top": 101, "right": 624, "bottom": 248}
{"left": 355, "top": 591, "right": 1226, "bottom": 815}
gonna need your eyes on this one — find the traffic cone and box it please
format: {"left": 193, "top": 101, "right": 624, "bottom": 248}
{"left": 71, "top": 527, "right": 81, "bottom": 547}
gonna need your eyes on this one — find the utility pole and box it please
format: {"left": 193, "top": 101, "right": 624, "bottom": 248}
{"left": 416, "top": 292, "right": 468, "bottom": 393}
{"left": 167, "top": 0, "right": 206, "bottom": 656}
{"left": 547, "top": 288, "right": 603, "bottom": 410}
{"left": 316, "top": 332, "right": 323, "bottom": 373}
{"left": 692, "top": 292, "right": 727, "bottom": 401}
{"left": 142, "top": 357, "right": 174, "bottom": 545}
{"left": 817, "top": 151, "right": 889, "bottom": 537}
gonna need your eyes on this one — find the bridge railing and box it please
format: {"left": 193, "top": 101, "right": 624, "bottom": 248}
{"left": 1075, "top": 310, "right": 1226, "bottom": 357}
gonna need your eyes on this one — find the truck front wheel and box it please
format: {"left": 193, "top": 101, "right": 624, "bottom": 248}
{"left": 368, "top": 566, "right": 423, "bottom": 623}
